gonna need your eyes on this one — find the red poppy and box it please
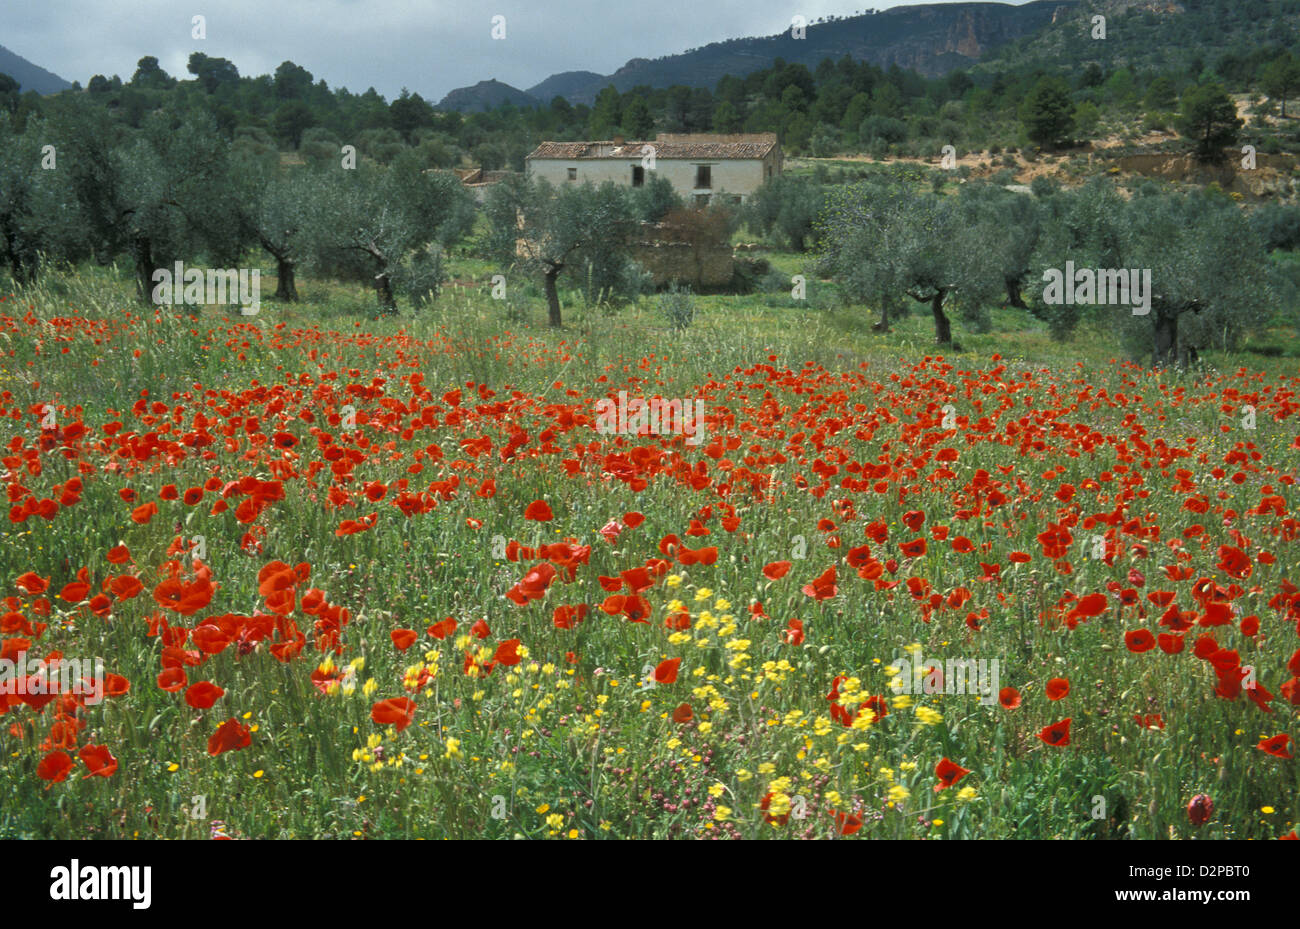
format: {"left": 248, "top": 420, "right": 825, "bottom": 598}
{"left": 156, "top": 668, "right": 187, "bottom": 692}
{"left": 152, "top": 575, "right": 216, "bottom": 616}
{"left": 109, "top": 575, "right": 143, "bottom": 600}
{"left": 1038, "top": 719, "right": 1072, "bottom": 747}
{"left": 654, "top": 657, "right": 681, "bottom": 684}
{"left": 14, "top": 572, "right": 49, "bottom": 595}
{"left": 1215, "top": 545, "right": 1252, "bottom": 579}
{"left": 390, "top": 629, "right": 418, "bottom": 651}
{"left": 189, "top": 624, "right": 231, "bottom": 655}
{"left": 759, "top": 792, "right": 790, "bottom": 826}
{"left": 801, "top": 565, "right": 838, "bottom": 601}
{"left": 671, "top": 702, "right": 693, "bottom": 723}
{"left": 552, "top": 605, "right": 587, "bottom": 630}
{"left": 1157, "top": 633, "right": 1186, "bottom": 654}
{"left": 207, "top": 718, "right": 252, "bottom": 755}
{"left": 494, "top": 639, "right": 522, "bottom": 666}
{"left": 1257, "top": 734, "right": 1292, "bottom": 758}
{"left": 1186, "top": 793, "right": 1214, "bottom": 826}
{"left": 830, "top": 809, "right": 863, "bottom": 835}
{"left": 861, "top": 695, "right": 890, "bottom": 722}
{"left": 37, "top": 750, "right": 74, "bottom": 784}
{"left": 1045, "top": 677, "right": 1070, "bottom": 701}
{"left": 899, "top": 538, "right": 927, "bottom": 558}
{"left": 1071, "top": 593, "right": 1108, "bottom": 618}
{"left": 184, "top": 681, "right": 225, "bottom": 709}
{"left": 58, "top": 581, "right": 90, "bottom": 603}
{"left": 934, "top": 757, "right": 971, "bottom": 790}
{"left": 427, "top": 617, "right": 457, "bottom": 639}
{"left": 524, "top": 499, "right": 553, "bottom": 521}
{"left": 130, "top": 502, "right": 158, "bottom": 524}
{"left": 763, "top": 560, "right": 792, "bottom": 580}
{"left": 79, "top": 744, "right": 118, "bottom": 779}
{"left": 371, "top": 697, "right": 417, "bottom": 733}
{"left": 1124, "top": 629, "right": 1156, "bottom": 653}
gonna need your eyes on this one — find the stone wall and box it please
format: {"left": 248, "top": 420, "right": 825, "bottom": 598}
{"left": 630, "top": 221, "right": 733, "bottom": 288}
{"left": 631, "top": 240, "right": 733, "bottom": 288}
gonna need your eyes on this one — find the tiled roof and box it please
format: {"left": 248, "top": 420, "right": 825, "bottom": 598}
{"left": 527, "top": 136, "right": 777, "bottom": 161}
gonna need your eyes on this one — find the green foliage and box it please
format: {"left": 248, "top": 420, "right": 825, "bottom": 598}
{"left": 1033, "top": 179, "right": 1279, "bottom": 364}
{"left": 300, "top": 154, "right": 474, "bottom": 313}
{"left": 658, "top": 282, "right": 696, "bottom": 330}
{"left": 485, "top": 176, "right": 637, "bottom": 325}
{"left": 1073, "top": 101, "right": 1101, "bottom": 140}
{"left": 1020, "top": 76, "right": 1074, "bottom": 149}
{"left": 1250, "top": 202, "right": 1300, "bottom": 251}
{"left": 816, "top": 179, "right": 1003, "bottom": 343}
{"left": 1145, "top": 76, "right": 1179, "bottom": 111}
{"left": 1260, "top": 53, "right": 1300, "bottom": 118}
{"left": 743, "top": 175, "right": 826, "bottom": 252}
{"left": 1177, "top": 82, "right": 1243, "bottom": 161}
{"left": 630, "top": 173, "right": 683, "bottom": 223}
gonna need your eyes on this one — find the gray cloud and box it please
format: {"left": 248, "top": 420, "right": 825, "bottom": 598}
{"left": 5, "top": 1, "right": 1030, "bottom": 100}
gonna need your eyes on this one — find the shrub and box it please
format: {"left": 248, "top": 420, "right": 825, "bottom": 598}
{"left": 658, "top": 283, "right": 695, "bottom": 331}
{"left": 729, "top": 256, "right": 771, "bottom": 294}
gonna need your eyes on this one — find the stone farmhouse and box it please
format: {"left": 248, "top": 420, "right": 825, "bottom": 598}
{"left": 524, "top": 133, "right": 783, "bottom": 205}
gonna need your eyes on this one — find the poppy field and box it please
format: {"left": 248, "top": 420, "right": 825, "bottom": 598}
{"left": 1, "top": 291, "right": 1298, "bottom": 840}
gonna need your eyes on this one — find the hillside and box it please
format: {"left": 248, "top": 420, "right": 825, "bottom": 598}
{"left": 0, "top": 44, "right": 73, "bottom": 93}
{"left": 978, "top": 0, "right": 1300, "bottom": 78}
{"left": 437, "top": 78, "right": 538, "bottom": 113}
{"left": 516, "top": 0, "right": 1076, "bottom": 104}
{"left": 526, "top": 70, "right": 604, "bottom": 103}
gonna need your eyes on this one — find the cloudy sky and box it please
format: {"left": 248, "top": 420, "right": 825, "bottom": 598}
{"left": 5, "top": 0, "right": 1033, "bottom": 101}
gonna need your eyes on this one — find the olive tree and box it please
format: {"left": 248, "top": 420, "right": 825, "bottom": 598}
{"left": 233, "top": 154, "right": 314, "bottom": 301}
{"left": 816, "top": 181, "right": 1002, "bottom": 344}
{"left": 43, "top": 101, "right": 243, "bottom": 302}
{"left": 302, "top": 152, "right": 474, "bottom": 313}
{"left": 484, "top": 175, "right": 636, "bottom": 327}
{"left": 957, "top": 181, "right": 1042, "bottom": 309}
{"left": 0, "top": 114, "right": 80, "bottom": 283}
{"left": 744, "top": 174, "right": 825, "bottom": 251}
{"left": 1034, "top": 180, "right": 1278, "bottom": 366}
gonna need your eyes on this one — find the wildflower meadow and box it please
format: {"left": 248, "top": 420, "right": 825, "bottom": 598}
{"left": 0, "top": 275, "right": 1296, "bottom": 842}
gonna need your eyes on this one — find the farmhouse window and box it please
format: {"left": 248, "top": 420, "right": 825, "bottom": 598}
{"left": 632, "top": 165, "right": 645, "bottom": 187}
{"left": 567, "top": 167, "right": 577, "bottom": 181}
{"left": 695, "top": 165, "right": 712, "bottom": 189}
